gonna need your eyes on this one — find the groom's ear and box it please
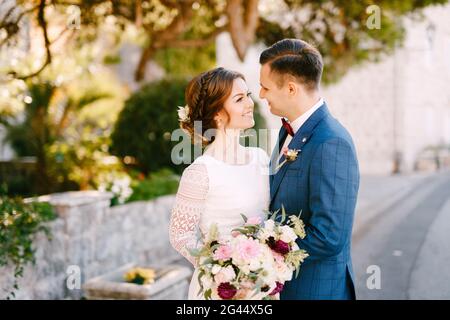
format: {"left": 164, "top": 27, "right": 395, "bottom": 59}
{"left": 287, "top": 81, "right": 298, "bottom": 97}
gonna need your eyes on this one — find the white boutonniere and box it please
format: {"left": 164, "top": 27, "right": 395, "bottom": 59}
{"left": 276, "top": 147, "right": 300, "bottom": 171}
{"left": 177, "top": 105, "right": 190, "bottom": 123}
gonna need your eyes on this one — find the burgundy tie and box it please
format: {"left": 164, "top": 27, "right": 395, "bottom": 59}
{"left": 281, "top": 118, "right": 294, "bottom": 137}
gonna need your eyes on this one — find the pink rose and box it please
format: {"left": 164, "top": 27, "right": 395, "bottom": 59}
{"left": 217, "top": 282, "right": 237, "bottom": 300}
{"left": 272, "top": 250, "right": 284, "bottom": 263}
{"left": 213, "top": 245, "right": 232, "bottom": 261}
{"left": 236, "top": 238, "right": 261, "bottom": 261}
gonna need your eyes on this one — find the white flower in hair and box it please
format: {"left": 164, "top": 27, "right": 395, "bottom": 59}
{"left": 177, "top": 105, "right": 190, "bottom": 122}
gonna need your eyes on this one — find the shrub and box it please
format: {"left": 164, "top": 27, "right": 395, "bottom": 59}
{"left": 0, "top": 184, "right": 56, "bottom": 299}
{"left": 126, "top": 168, "right": 180, "bottom": 202}
{"left": 110, "top": 78, "right": 190, "bottom": 175}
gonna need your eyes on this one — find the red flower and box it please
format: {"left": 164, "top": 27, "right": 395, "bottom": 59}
{"left": 271, "top": 240, "right": 290, "bottom": 255}
{"left": 217, "top": 282, "right": 237, "bottom": 300}
{"left": 270, "top": 282, "right": 284, "bottom": 295}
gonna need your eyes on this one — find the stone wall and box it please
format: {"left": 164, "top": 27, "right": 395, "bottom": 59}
{"left": 0, "top": 191, "right": 184, "bottom": 299}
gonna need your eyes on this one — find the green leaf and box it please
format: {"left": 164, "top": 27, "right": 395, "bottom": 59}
{"left": 210, "top": 243, "right": 221, "bottom": 252}
{"left": 251, "top": 279, "right": 263, "bottom": 298}
{"left": 204, "top": 288, "right": 212, "bottom": 300}
{"left": 240, "top": 213, "right": 248, "bottom": 223}
{"left": 207, "top": 224, "right": 219, "bottom": 242}
{"left": 200, "top": 257, "right": 213, "bottom": 266}
{"left": 231, "top": 228, "right": 251, "bottom": 234}
{"left": 281, "top": 205, "right": 287, "bottom": 224}
{"left": 197, "top": 270, "right": 205, "bottom": 294}
{"left": 270, "top": 209, "right": 279, "bottom": 221}
{"left": 188, "top": 248, "right": 201, "bottom": 257}
{"left": 0, "top": 194, "right": 56, "bottom": 298}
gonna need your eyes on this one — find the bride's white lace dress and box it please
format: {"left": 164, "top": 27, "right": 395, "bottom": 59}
{"left": 169, "top": 147, "right": 270, "bottom": 300}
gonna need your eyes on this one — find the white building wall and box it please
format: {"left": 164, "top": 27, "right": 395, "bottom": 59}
{"left": 217, "top": 3, "right": 450, "bottom": 174}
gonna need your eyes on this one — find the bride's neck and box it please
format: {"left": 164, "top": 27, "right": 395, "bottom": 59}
{"left": 204, "top": 129, "right": 248, "bottom": 164}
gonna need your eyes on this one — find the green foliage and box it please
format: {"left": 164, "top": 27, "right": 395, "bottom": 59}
{"left": 103, "top": 53, "right": 122, "bottom": 65}
{"left": 3, "top": 0, "right": 447, "bottom": 91}
{"left": 126, "top": 168, "right": 180, "bottom": 203}
{"left": 3, "top": 82, "right": 56, "bottom": 157}
{"left": 110, "top": 78, "right": 190, "bottom": 175}
{"left": 46, "top": 128, "right": 124, "bottom": 192}
{"left": 0, "top": 160, "right": 41, "bottom": 198}
{"left": 154, "top": 43, "right": 216, "bottom": 77}
{"left": 257, "top": 0, "right": 448, "bottom": 84}
{"left": 1, "top": 64, "right": 128, "bottom": 196}
{"left": 0, "top": 184, "right": 57, "bottom": 299}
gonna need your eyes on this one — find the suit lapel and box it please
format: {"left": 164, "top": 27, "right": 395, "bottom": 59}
{"left": 270, "top": 103, "right": 331, "bottom": 200}
{"left": 269, "top": 126, "right": 288, "bottom": 186}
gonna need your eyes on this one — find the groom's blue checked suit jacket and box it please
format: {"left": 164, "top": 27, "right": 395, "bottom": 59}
{"left": 269, "top": 103, "right": 360, "bottom": 300}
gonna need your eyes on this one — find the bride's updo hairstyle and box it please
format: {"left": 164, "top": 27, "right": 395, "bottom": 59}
{"left": 180, "top": 67, "right": 245, "bottom": 146}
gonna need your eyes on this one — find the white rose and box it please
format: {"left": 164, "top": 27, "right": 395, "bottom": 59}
{"left": 259, "top": 226, "right": 276, "bottom": 242}
{"left": 279, "top": 225, "right": 298, "bottom": 243}
{"left": 264, "top": 219, "right": 275, "bottom": 231}
{"left": 211, "top": 264, "right": 222, "bottom": 275}
{"left": 222, "top": 266, "right": 236, "bottom": 281}
{"left": 239, "top": 264, "right": 250, "bottom": 275}
{"left": 274, "top": 261, "right": 293, "bottom": 282}
{"left": 249, "top": 258, "right": 261, "bottom": 271}
{"left": 201, "top": 274, "right": 214, "bottom": 288}
{"left": 260, "top": 266, "right": 277, "bottom": 286}
{"left": 214, "top": 266, "right": 236, "bottom": 284}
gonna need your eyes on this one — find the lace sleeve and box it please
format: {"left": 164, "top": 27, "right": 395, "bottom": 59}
{"left": 169, "top": 163, "right": 209, "bottom": 266}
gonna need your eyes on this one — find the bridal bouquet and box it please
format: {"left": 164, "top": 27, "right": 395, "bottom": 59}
{"left": 189, "top": 206, "right": 309, "bottom": 300}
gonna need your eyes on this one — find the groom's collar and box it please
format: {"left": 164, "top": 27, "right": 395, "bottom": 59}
{"left": 285, "top": 97, "right": 324, "bottom": 135}
{"left": 288, "top": 101, "right": 330, "bottom": 148}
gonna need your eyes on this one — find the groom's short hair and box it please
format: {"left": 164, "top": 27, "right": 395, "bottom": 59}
{"left": 259, "top": 39, "right": 323, "bottom": 91}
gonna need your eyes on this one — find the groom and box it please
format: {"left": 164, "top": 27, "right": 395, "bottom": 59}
{"left": 259, "top": 39, "right": 360, "bottom": 300}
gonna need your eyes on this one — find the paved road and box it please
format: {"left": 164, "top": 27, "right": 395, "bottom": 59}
{"left": 352, "top": 170, "right": 450, "bottom": 299}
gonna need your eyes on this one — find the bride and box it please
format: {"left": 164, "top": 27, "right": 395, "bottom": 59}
{"left": 168, "top": 67, "right": 270, "bottom": 300}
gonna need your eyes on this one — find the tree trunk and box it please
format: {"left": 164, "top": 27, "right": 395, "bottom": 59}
{"left": 134, "top": 1, "right": 195, "bottom": 81}
{"left": 226, "top": 0, "right": 259, "bottom": 61}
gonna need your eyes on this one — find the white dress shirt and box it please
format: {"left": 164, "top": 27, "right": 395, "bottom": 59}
{"left": 277, "top": 98, "right": 324, "bottom": 164}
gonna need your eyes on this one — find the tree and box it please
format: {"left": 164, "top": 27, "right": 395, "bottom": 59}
{"left": 1, "top": 0, "right": 447, "bottom": 85}
{"left": 0, "top": 79, "right": 110, "bottom": 194}
{"left": 256, "top": 0, "right": 448, "bottom": 83}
